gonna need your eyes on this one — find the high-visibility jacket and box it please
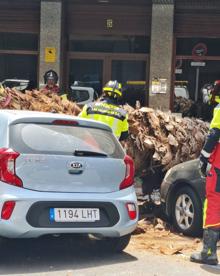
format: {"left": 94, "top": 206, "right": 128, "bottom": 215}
{"left": 60, "top": 94, "right": 68, "bottom": 100}
{"left": 79, "top": 100, "right": 129, "bottom": 141}
{"left": 208, "top": 93, "right": 220, "bottom": 105}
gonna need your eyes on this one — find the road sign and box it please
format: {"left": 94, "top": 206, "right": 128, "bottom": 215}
{"left": 192, "top": 43, "right": 207, "bottom": 57}
{"left": 45, "top": 47, "right": 56, "bottom": 63}
{"left": 191, "top": 61, "right": 206, "bottom": 67}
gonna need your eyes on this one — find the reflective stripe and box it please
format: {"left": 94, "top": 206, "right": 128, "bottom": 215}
{"left": 87, "top": 104, "right": 125, "bottom": 121}
{"left": 203, "top": 222, "right": 220, "bottom": 229}
{"left": 91, "top": 103, "right": 111, "bottom": 112}
{"left": 201, "top": 149, "right": 211, "bottom": 158}
{"left": 111, "top": 118, "right": 121, "bottom": 138}
{"left": 203, "top": 199, "right": 220, "bottom": 228}
{"left": 203, "top": 199, "right": 208, "bottom": 228}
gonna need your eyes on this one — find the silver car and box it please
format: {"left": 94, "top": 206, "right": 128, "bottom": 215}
{"left": 0, "top": 110, "right": 137, "bottom": 252}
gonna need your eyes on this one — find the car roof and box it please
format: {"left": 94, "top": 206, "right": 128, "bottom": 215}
{"left": 0, "top": 109, "right": 112, "bottom": 132}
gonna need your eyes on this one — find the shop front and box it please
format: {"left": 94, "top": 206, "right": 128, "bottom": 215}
{"left": 4, "top": 0, "right": 220, "bottom": 111}
{"left": 0, "top": 1, "right": 40, "bottom": 87}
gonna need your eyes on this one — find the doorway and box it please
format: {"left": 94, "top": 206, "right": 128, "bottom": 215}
{"left": 67, "top": 52, "right": 149, "bottom": 106}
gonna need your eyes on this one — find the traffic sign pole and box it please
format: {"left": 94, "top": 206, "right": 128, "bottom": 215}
{"left": 195, "top": 67, "right": 200, "bottom": 102}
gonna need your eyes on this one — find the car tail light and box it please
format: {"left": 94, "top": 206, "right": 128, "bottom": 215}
{"left": 0, "top": 148, "right": 22, "bottom": 187}
{"left": 1, "top": 201, "right": 16, "bottom": 220}
{"left": 126, "top": 203, "right": 137, "bottom": 220}
{"left": 120, "top": 155, "right": 135, "bottom": 190}
{"left": 52, "top": 120, "right": 79, "bottom": 126}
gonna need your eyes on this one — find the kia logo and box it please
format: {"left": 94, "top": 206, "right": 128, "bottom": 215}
{"left": 70, "top": 162, "right": 83, "bottom": 169}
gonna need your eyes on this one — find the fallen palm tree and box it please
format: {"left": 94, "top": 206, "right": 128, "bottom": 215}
{"left": 0, "top": 87, "right": 81, "bottom": 116}
{"left": 124, "top": 105, "right": 209, "bottom": 175}
{"left": 173, "top": 96, "right": 194, "bottom": 116}
{"left": 0, "top": 87, "right": 209, "bottom": 177}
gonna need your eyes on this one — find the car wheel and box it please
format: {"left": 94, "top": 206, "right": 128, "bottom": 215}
{"left": 171, "top": 186, "right": 202, "bottom": 236}
{"left": 102, "top": 234, "right": 131, "bottom": 253}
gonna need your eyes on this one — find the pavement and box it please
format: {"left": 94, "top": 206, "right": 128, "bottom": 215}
{"left": 0, "top": 235, "right": 219, "bottom": 276}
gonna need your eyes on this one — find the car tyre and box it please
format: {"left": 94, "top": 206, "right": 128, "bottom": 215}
{"left": 102, "top": 234, "right": 131, "bottom": 253}
{"left": 172, "top": 186, "right": 202, "bottom": 236}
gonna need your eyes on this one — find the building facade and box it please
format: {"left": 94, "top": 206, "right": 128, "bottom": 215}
{"left": 0, "top": 0, "right": 219, "bottom": 110}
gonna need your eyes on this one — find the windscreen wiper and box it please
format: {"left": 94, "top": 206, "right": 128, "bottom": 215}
{"left": 73, "top": 150, "right": 108, "bottom": 157}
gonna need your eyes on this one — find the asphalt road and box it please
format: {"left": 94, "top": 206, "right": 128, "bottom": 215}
{"left": 0, "top": 235, "right": 219, "bottom": 276}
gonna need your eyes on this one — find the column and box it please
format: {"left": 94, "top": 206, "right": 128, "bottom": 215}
{"left": 148, "top": 0, "right": 174, "bottom": 110}
{"left": 39, "top": 0, "right": 62, "bottom": 88}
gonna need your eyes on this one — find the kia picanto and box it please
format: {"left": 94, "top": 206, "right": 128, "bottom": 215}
{"left": 0, "top": 110, "right": 137, "bottom": 252}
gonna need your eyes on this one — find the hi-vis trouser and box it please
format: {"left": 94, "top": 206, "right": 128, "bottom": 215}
{"left": 204, "top": 143, "right": 220, "bottom": 229}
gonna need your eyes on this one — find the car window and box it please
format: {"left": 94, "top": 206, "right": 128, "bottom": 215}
{"left": 9, "top": 123, "right": 124, "bottom": 158}
{"left": 69, "top": 90, "right": 90, "bottom": 102}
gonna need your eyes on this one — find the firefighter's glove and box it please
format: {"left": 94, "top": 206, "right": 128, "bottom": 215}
{"left": 199, "top": 154, "right": 209, "bottom": 177}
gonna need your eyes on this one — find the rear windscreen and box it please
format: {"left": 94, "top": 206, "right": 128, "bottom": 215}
{"left": 10, "top": 123, "right": 124, "bottom": 158}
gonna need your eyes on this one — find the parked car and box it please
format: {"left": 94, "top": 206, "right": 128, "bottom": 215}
{"left": 0, "top": 110, "right": 137, "bottom": 252}
{"left": 1, "top": 79, "right": 35, "bottom": 92}
{"left": 160, "top": 159, "right": 205, "bottom": 236}
{"left": 69, "top": 82, "right": 98, "bottom": 105}
{"left": 60, "top": 81, "right": 99, "bottom": 106}
{"left": 174, "top": 86, "right": 190, "bottom": 99}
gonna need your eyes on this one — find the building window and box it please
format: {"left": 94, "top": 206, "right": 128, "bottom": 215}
{"left": 0, "top": 33, "right": 38, "bottom": 51}
{"left": 0, "top": 33, "right": 38, "bottom": 87}
{"left": 69, "top": 35, "right": 150, "bottom": 54}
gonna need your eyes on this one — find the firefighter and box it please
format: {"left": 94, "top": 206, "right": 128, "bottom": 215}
{"left": 190, "top": 104, "right": 220, "bottom": 265}
{"left": 79, "top": 80, "right": 129, "bottom": 141}
{"left": 202, "top": 81, "right": 220, "bottom": 122}
{"left": 40, "top": 70, "right": 59, "bottom": 94}
{"left": 201, "top": 83, "right": 213, "bottom": 104}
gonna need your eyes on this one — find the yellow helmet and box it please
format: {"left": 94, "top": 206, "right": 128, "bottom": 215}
{"left": 103, "top": 80, "right": 122, "bottom": 98}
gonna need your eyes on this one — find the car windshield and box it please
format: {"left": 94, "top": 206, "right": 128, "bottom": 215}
{"left": 9, "top": 123, "right": 124, "bottom": 158}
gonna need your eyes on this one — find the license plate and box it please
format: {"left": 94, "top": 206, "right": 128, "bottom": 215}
{"left": 50, "top": 208, "right": 100, "bottom": 222}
